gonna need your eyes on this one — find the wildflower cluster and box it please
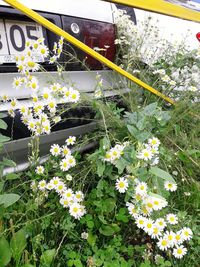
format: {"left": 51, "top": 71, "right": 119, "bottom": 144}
{"left": 2, "top": 37, "right": 80, "bottom": 135}
{"left": 104, "top": 141, "right": 129, "bottom": 164}
{"left": 137, "top": 137, "right": 160, "bottom": 166}
{"left": 114, "top": 9, "right": 169, "bottom": 67}
{"left": 32, "top": 136, "right": 86, "bottom": 219}
{"left": 103, "top": 137, "right": 193, "bottom": 259}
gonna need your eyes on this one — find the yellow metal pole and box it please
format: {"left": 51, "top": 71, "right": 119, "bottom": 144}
{"left": 105, "top": 0, "right": 200, "bottom": 23}
{"left": 3, "top": 0, "right": 175, "bottom": 105}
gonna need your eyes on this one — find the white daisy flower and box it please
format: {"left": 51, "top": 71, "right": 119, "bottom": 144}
{"left": 50, "top": 176, "right": 61, "bottom": 188}
{"left": 66, "top": 155, "right": 76, "bottom": 167}
{"left": 137, "top": 148, "right": 153, "bottom": 161}
{"left": 148, "top": 137, "right": 160, "bottom": 147}
{"left": 60, "top": 198, "right": 70, "bottom": 208}
{"left": 65, "top": 136, "right": 76, "bottom": 146}
{"left": 50, "top": 83, "right": 61, "bottom": 92}
{"left": 1, "top": 95, "right": 9, "bottom": 102}
{"left": 39, "top": 45, "right": 49, "bottom": 58}
{"left": 38, "top": 180, "right": 47, "bottom": 191}
{"left": 180, "top": 227, "right": 193, "bottom": 241}
{"left": 27, "top": 120, "right": 36, "bottom": 132}
{"left": 55, "top": 182, "right": 66, "bottom": 194}
{"left": 135, "top": 216, "right": 146, "bottom": 229}
{"left": 115, "top": 177, "right": 128, "bottom": 193}
{"left": 42, "top": 121, "right": 51, "bottom": 135}
{"left": 62, "top": 145, "right": 71, "bottom": 157}
{"left": 19, "top": 106, "right": 29, "bottom": 116}
{"left": 46, "top": 183, "right": 54, "bottom": 191}
{"left": 174, "top": 231, "right": 183, "bottom": 245}
{"left": 152, "top": 197, "right": 167, "bottom": 211}
{"left": 35, "top": 165, "right": 44, "bottom": 175}
{"left": 144, "top": 219, "right": 154, "bottom": 234}
{"left": 155, "top": 218, "right": 167, "bottom": 230}
{"left": 173, "top": 245, "right": 187, "bottom": 259}
{"left": 47, "top": 99, "right": 57, "bottom": 113}
{"left": 157, "top": 237, "right": 170, "bottom": 251}
{"left": 26, "top": 60, "right": 40, "bottom": 72}
{"left": 8, "top": 108, "right": 15, "bottom": 117}
{"left": 41, "top": 88, "right": 51, "bottom": 101}
{"left": 166, "top": 213, "right": 178, "bottom": 225}
{"left": 69, "top": 89, "right": 80, "bottom": 103}
{"left": 151, "top": 225, "right": 162, "bottom": 239}
{"left": 111, "top": 148, "right": 121, "bottom": 160}
{"left": 135, "top": 182, "right": 148, "bottom": 196}
{"left": 10, "top": 98, "right": 18, "bottom": 108}
{"left": 62, "top": 189, "right": 74, "bottom": 201}
{"left": 62, "top": 87, "right": 73, "bottom": 102}
{"left": 28, "top": 77, "right": 39, "bottom": 91}
{"left": 13, "top": 77, "right": 22, "bottom": 89}
{"left": 164, "top": 181, "right": 177, "bottom": 192}
{"left": 50, "top": 144, "right": 61, "bottom": 156}
{"left": 69, "top": 203, "right": 86, "bottom": 219}
{"left": 60, "top": 158, "right": 70, "bottom": 171}
{"left": 144, "top": 197, "right": 154, "bottom": 212}
{"left": 164, "top": 231, "right": 176, "bottom": 247}
{"left": 74, "top": 191, "right": 84, "bottom": 202}
{"left": 127, "top": 203, "right": 138, "bottom": 218}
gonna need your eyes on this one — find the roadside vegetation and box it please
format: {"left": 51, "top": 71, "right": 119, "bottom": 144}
{"left": 0, "top": 10, "right": 199, "bottom": 267}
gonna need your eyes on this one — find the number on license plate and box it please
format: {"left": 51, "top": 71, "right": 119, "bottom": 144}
{"left": 0, "top": 19, "right": 44, "bottom": 63}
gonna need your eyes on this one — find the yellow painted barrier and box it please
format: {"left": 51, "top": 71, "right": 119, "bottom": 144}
{"left": 106, "top": 0, "right": 200, "bottom": 23}
{"left": 3, "top": 0, "right": 175, "bottom": 105}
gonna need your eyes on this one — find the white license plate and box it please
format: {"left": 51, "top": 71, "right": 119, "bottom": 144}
{"left": 0, "top": 19, "right": 44, "bottom": 63}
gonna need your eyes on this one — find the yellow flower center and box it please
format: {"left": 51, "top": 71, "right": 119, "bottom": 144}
{"left": 177, "top": 249, "right": 183, "bottom": 254}
{"left": 119, "top": 182, "right": 125, "bottom": 188}
{"left": 161, "top": 240, "right": 167, "bottom": 246}
{"left": 28, "top": 61, "right": 36, "bottom": 68}
{"left": 73, "top": 207, "right": 78, "bottom": 213}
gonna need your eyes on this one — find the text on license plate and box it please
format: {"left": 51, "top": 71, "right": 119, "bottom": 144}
{"left": 0, "top": 19, "right": 44, "bottom": 63}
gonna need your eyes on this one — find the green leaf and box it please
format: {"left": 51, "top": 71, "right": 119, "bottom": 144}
{"left": 0, "top": 113, "right": 7, "bottom": 119}
{"left": 87, "top": 233, "right": 96, "bottom": 246}
{"left": 101, "top": 137, "right": 110, "bottom": 150}
{"left": 73, "top": 259, "right": 83, "bottom": 267}
{"left": 150, "top": 167, "right": 176, "bottom": 183}
{"left": 0, "top": 236, "right": 11, "bottom": 266}
{"left": 2, "top": 158, "right": 16, "bottom": 167}
{"left": 0, "top": 119, "right": 7, "bottom": 130}
{"left": 115, "top": 158, "right": 127, "bottom": 174}
{"left": 102, "top": 198, "right": 116, "bottom": 213}
{"left": 0, "top": 135, "right": 10, "bottom": 143}
{"left": 97, "top": 161, "right": 105, "bottom": 177}
{"left": 99, "top": 224, "right": 120, "bottom": 236}
{"left": 136, "top": 117, "right": 147, "bottom": 130}
{"left": 10, "top": 228, "right": 27, "bottom": 263}
{"left": 127, "top": 125, "right": 138, "bottom": 137}
{"left": 142, "top": 102, "right": 158, "bottom": 116}
{"left": 137, "top": 132, "right": 151, "bottom": 142}
{"left": 40, "top": 249, "right": 56, "bottom": 266}
{"left": 5, "top": 173, "right": 20, "bottom": 181}
{"left": 148, "top": 192, "right": 166, "bottom": 201}
{"left": 87, "top": 220, "right": 94, "bottom": 229}
{"left": 0, "top": 193, "right": 20, "bottom": 208}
